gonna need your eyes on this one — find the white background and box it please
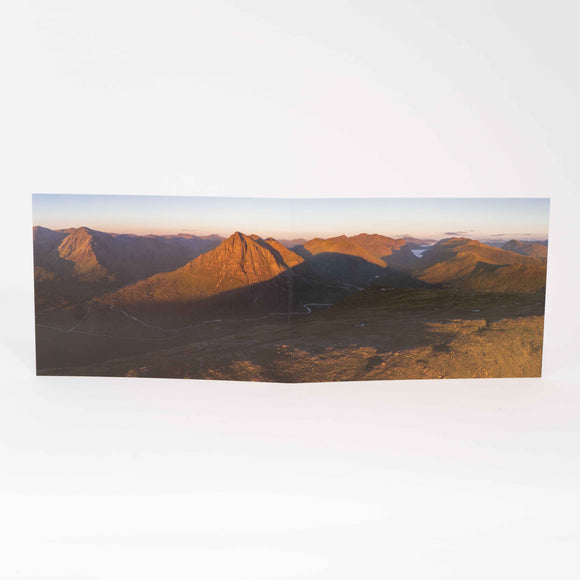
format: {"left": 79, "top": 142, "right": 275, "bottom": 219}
{"left": 1, "top": 1, "right": 579, "bottom": 578}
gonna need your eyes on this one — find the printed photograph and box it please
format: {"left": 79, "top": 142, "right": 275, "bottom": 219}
{"left": 33, "top": 195, "right": 549, "bottom": 382}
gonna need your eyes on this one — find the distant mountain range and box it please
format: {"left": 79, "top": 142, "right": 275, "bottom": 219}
{"left": 33, "top": 227, "right": 548, "bottom": 318}
{"left": 482, "top": 238, "right": 548, "bottom": 250}
{"left": 501, "top": 239, "right": 548, "bottom": 259}
{"left": 399, "top": 236, "right": 437, "bottom": 248}
{"left": 277, "top": 238, "right": 308, "bottom": 248}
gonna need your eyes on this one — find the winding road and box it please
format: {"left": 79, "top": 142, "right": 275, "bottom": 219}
{"left": 37, "top": 302, "right": 335, "bottom": 341}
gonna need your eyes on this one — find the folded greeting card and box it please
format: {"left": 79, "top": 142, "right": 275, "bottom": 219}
{"left": 33, "top": 195, "right": 549, "bottom": 382}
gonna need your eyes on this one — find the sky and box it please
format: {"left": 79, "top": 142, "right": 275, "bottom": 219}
{"left": 32, "top": 195, "right": 550, "bottom": 242}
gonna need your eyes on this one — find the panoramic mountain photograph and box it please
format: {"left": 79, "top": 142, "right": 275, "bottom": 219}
{"left": 33, "top": 195, "right": 549, "bottom": 382}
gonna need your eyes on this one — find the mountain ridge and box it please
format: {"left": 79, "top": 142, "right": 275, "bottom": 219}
{"left": 33, "top": 226, "right": 223, "bottom": 284}
{"left": 103, "top": 231, "right": 305, "bottom": 308}
{"left": 502, "top": 239, "right": 548, "bottom": 259}
{"left": 415, "top": 237, "right": 547, "bottom": 292}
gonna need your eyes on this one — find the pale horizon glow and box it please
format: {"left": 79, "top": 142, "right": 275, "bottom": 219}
{"left": 32, "top": 195, "right": 550, "bottom": 242}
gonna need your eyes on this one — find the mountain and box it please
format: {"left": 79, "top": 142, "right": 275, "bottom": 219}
{"left": 298, "top": 233, "right": 417, "bottom": 267}
{"left": 398, "top": 236, "right": 437, "bottom": 248}
{"left": 502, "top": 239, "right": 548, "bottom": 259}
{"left": 54, "top": 227, "right": 117, "bottom": 281}
{"left": 149, "top": 232, "right": 225, "bottom": 244}
{"left": 33, "top": 226, "right": 222, "bottom": 284}
{"left": 349, "top": 233, "right": 405, "bottom": 260}
{"left": 33, "top": 226, "right": 68, "bottom": 265}
{"left": 349, "top": 233, "right": 418, "bottom": 268}
{"left": 415, "top": 237, "right": 547, "bottom": 293}
{"left": 298, "top": 235, "right": 385, "bottom": 266}
{"left": 33, "top": 225, "right": 68, "bottom": 246}
{"left": 262, "top": 237, "right": 305, "bottom": 268}
{"left": 276, "top": 238, "right": 308, "bottom": 249}
{"left": 104, "top": 232, "right": 305, "bottom": 308}
{"left": 481, "top": 238, "right": 548, "bottom": 249}
{"left": 292, "top": 233, "right": 419, "bottom": 287}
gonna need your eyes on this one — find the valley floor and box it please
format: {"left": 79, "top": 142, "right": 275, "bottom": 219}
{"left": 37, "top": 288, "right": 545, "bottom": 382}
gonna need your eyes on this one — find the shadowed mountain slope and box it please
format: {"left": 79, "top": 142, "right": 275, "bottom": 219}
{"left": 263, "top": 237, "right": 305, "bottom": 268}
{"left": 33, "top": 225, "right": 68, "bottom": 246}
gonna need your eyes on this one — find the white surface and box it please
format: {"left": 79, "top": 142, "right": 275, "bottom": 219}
{"left": 1, "top": 1, "right": 579, "bottom": 578}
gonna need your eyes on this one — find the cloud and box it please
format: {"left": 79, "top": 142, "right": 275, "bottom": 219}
{"left": 444, "top": 230, "right": 475, "bottom": 236}
{"left": 489, "top": 232, "right": 532, "bottom": 238}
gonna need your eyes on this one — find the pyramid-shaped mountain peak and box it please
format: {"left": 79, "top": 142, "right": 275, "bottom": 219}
{"left": 107, "top": 231, "right": 304, "bottom": 307}
{"left": 224, "top": 231, "right": 259, "bottom": 247}
{"left": 68, "top": 226, "right": 97, "bottom": 237}
{"left": 194, "top": 231, "right": 301, "bottom": 274}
